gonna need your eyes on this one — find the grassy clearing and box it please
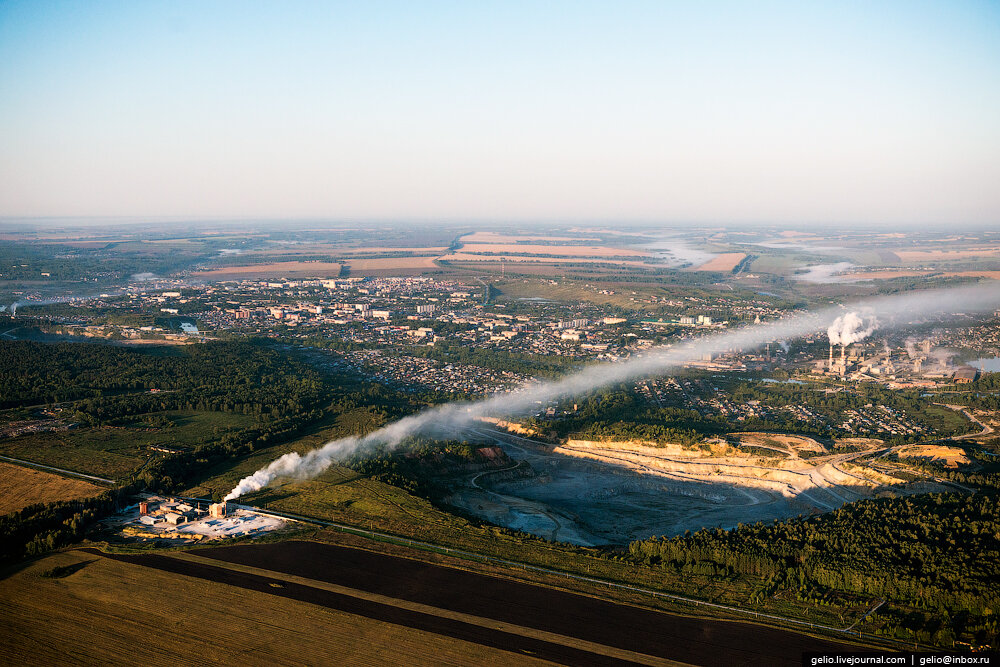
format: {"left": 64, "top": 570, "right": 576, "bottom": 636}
{"left": 0, "top": 411, "right": 253, "bottom": 479}
{"left": 0, "top": 462, "right": 103, "bottom": 514}
{"left": 0, "top": 550, "right": 542, "bottom": 666}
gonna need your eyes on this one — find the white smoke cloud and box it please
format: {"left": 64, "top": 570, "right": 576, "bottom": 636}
{"left": 132, "top": 272, "right": 157, "bottom": 281}
{"left": 827, "top": 310, "right": 878, "bottom": 346}
{"left": 224, "top": 283, "right": 1000, "bottom": 502}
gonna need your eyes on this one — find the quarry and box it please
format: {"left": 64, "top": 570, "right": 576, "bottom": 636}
{"left": 104, "top": 495, "right": 291, "bottom": 544}
{"left": 446, "top": 427, "right": 953, "bottom": 546}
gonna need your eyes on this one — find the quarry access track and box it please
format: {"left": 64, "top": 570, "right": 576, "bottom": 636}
{"left": 85, "top": 541, "right": 864, "bottom": 666}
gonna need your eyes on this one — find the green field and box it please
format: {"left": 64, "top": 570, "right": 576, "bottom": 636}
{"left": 0, "top": 411, "right": 253, "bottom": 479}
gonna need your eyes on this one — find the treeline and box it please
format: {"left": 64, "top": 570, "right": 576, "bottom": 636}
{"left": 629, "top": 492, "right": 1000, "bottom": 646}
{"left": 527, "top": 386, "right": 715, "bottom": 445}
{"left": 0, "top": 483, "right": 141, "bottom": 564}
{"left": 0, "top": 340, "right": 326, "bottom": 421}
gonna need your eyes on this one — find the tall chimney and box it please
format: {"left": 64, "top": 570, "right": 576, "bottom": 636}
{"left": 828, "top": 344, "right": 834, "bottom": 370}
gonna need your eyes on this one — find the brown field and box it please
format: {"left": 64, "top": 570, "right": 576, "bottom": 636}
{"left": 0, "top": 550, "right": 549, "bottom": 667}
{"left": 344, "top": 257, "right": 441, "bottom": 271}
{"left": 192, "top": 261, "right": 343, "bottom": 278}
{"left": 441, "top": 253, "right": 658, "bottom": 267}
{"left": 461, "top": 232, "right": 601, "bottom": 243}
{"left": 897, "top": 445, "right": 970, "bottom": 468}
{"left": 694, "top": 252, "right": 747, "bottom": 272}
{"left": 336, "top": 246, "right": 448, "bottom": 255}
{"left": 457, "top": 243, "right": 649, "bottom": 258}
{"left": 0, "top": 462, "right": 102, "bottom": 515}
{"left": 893, "top": 247, "right": 1000, "bottom": 262}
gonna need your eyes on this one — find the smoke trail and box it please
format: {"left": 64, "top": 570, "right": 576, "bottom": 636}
{"left": 827, "top": 310, "right": 878, "bottom": 345}
{"left": 225, "top": 283, "right": 1000, "bottom": 501}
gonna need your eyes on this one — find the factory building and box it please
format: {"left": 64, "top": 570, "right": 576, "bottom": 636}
{"left": 209, "top": 502, "right": 228, "bottom": 518}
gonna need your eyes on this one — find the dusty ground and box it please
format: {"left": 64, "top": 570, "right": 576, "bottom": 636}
{"left": 730, "top": 432, "right": 827, "bottom": 457}
{"left": 896, "top": 445, "right": 971, "bottom": 468}
{"left": 454, "top": 429, "right": 940, "bottom": 546}
{"left": 0, "top": 462, "right": 103, "bottom": 514}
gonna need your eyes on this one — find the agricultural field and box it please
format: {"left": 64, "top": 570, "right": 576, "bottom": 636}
{"left": 0, "top": 411, "right": 254, "bottom": 479}
{"left": 0, "top": 462, "right": 103, "bottom": 514}
{"left": 0, "top": 550, "right": 537, "bottom": 667}
{"left": 341, "top": 256, "right": 442, "bottom": 273}
{"left": 192, "top": 261, "right": 343, "bottom": 279}
{"left": 693, "top": 252, "right": 747, "bottom": 271}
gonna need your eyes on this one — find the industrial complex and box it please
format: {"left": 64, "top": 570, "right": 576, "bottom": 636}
{"left": 107, "top": 495, "right": 291, "bottom": 544}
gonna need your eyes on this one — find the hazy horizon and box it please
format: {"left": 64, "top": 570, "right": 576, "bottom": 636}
{"left": 2, "top": 1, "right": 998, "bottom": 225}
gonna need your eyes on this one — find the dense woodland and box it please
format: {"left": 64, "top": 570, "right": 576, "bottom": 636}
{"left": 629, "top": 492, "right": 1000, "bottom": 647}
{"left": 0, "top": 339, "right": 417, "bottom": 563}
{"left": 0, "top": 340, "right": 326, "bottom": 420}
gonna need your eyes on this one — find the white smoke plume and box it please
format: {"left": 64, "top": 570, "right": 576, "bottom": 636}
{"left": 827, "top": 310, "right": 878, "bottom": 346}
{"left": 224, "top": 283, "right": 1000, "bottom": 501}
{"left": 777, "top": 340, "right": 790, "bottom": 353}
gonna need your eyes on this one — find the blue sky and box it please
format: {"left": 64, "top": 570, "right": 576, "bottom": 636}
{"left": 1, "top": 1, "right": 998, "bottom": 225}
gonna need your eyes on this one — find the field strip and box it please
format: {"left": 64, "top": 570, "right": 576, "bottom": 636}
{"left": 0, "top": 453, "right": 115, "bottom": 484}
{"left": 164, "top": 550, "right": 684, "bottom": 667}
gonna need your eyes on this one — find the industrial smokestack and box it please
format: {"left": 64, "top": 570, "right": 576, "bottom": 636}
{"left": 828, "top": 344, "right": 834, "bottom": 370}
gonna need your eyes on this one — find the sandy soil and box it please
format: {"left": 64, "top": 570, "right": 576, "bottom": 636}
{"left": 730, "top": 433, "right": 827, "bottom": 456}
{"left": 694, "top": 253, "right": 747, "bottom": 272}
{"left": 0, "top": 462, "right": 102, "bottom": 514}
{"left": 896, "top": 445, "right": 971, "bottom": 468}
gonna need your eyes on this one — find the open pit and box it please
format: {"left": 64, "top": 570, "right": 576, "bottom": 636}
{"left": 446, "top": 427, "right": 951, "bottom": 546}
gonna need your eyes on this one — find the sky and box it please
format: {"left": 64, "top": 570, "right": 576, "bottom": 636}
{"left": 1, "top": 1, "right": 998, "bottom": 226}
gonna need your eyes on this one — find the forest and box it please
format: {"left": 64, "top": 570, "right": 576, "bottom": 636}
{"left": 629, "top": 492, "right": 1000, "bottom": 647}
